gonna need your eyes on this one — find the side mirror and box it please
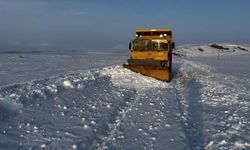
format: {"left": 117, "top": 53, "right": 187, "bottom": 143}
{"left": 129, "top": 42, "right": 132, "bottom": 50}
{"left": 172, "top": 42, "right": 175, "bottom": 49}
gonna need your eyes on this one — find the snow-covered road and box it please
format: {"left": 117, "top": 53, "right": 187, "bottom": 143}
{"left": 0, "top": 44, "right": 249, "bottom": 149}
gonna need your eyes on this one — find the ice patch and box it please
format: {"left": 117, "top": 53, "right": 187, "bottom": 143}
{"left": 40, "top": 144, "right": 47, "bottom": 148}
{"left": 63, "top": 80, "right": 74, "bottom": 88}
{"left": 72, "top": 144, "right": 77, "bottom": 149}
{"left": 165, "top": 123, "right": 171, "bottom": 128}
{"left": 205, "top": 141, "right": 214, "bottom": 149}
{"left": 100, "top": 65, "right": 170, "bottom": 90}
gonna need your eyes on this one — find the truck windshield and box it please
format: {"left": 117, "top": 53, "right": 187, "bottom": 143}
{"left": 133, "top": 39, "right": 168, "bottom": 51}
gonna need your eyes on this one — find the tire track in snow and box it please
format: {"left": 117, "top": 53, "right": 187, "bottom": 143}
{"left": 98, "top": 66, "right": 175, "bottom": 149}
{"left": 0, "top": 70, "right": 138, "bottom": 149}
{"left": 173, "top": 59, "right": 205, "bottom": 149}
{"left": 97, "top": 90, "right": 143, "bottom": 150}
{"left": 174, "top": 59, "right": 250, "bottom": 150}
{"left": 174, "top": 76, "right": 205, "bottom": 150}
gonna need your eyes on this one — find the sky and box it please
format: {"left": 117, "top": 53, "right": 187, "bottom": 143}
{"left": 0, "top": 0, "right": 250, "bottom": 51}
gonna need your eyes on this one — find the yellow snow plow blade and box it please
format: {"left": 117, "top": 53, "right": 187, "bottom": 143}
{"left": 123, "top": 64, "right": 170, "bottom": 81}
{"left": 123, "top": 28, "right": 175, "bottom": 82}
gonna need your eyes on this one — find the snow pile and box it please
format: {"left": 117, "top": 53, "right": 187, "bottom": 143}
{"left": 174, "top": 43, "right": 249, "bottom": 57}
{"left": 63, "top": 80, "right": 74, "bottom": 88}
{"left": 100, "top": 65, "right": 171, "bottom": 90}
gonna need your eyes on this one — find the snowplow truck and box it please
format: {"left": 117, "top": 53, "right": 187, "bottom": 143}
{"left": 123, "top": 28, "right": 175, "bottom": 81}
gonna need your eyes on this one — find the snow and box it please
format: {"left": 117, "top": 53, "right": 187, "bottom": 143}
{"left": 100, "top": 66, "right": 170, "bottom": 90}
{"left": 174, "top": 43, "right": 249, "bottom": 57}
{"left": 40, "top": 144, "right": 47, "bottom": 148}
{"left": 0, "top": 51, "right": 128, "bottom": 86}
{"left": 0, "top": 43, "right": 249, "bottom": 149}
{"left": 63, "top": 80, "right": 74, "bottom": 88}
{"left": 0, "top": 97, "right": 23, "bottom": 115}
{"left": 72, "top": 144, "right": 77, "bottom": 149}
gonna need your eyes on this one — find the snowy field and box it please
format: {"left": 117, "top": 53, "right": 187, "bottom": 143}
{"left": 0, "top": 44, "right": 250, "bottom": 150}
{"left": 0, "top": 51, "right": 128, "bottom": 86}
